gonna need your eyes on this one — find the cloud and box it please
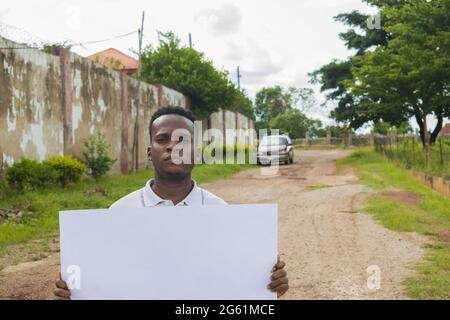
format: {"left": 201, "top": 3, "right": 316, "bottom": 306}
{"left": 0, "top": 8, "right": 11, "bottom": 19}
{"left": 238, "top": 39, "right": 284, "bottom": 83}
{"left": 195, "top": 3, "right": 242, "bottom": 36}
{"left": 303, "top": 0, "right": 357, "bottom": 10}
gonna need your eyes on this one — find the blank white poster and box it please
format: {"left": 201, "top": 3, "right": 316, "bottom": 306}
{"left": 59, "top": 204, "right": 278, "bottom": 300}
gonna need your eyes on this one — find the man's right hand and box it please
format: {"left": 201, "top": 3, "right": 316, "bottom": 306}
{"left": 53, "top": 273, "right": 71, "bottom": 300}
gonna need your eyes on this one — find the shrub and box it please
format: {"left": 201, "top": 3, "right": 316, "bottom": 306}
{"left": 44, "top": 156, "right": 86, "bottom": 187}
{"left": 5, "top": 158, "right": 57, "bottom": 191}
{"left": 82, "top": 132, "right": 117, "bottom": 180}
{"left": 0, "top": 178, "right": 7, "bottom": 195}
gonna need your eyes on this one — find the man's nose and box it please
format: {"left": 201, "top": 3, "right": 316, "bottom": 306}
{"left": 165, "top": 140, "right": 178, "bottom": 152}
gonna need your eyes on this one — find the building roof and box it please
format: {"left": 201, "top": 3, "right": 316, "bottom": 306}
{"left": 87, "top": 48, "right": 139, "bottom": 73}
{"left": 440, "top": 123, "right": 450, "bottom": 136}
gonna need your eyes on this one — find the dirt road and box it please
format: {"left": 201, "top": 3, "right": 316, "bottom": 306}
{"left": 0, "top": 150, "right": 425, "bottom": 300}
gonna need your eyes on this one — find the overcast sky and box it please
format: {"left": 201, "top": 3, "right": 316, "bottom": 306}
{"left": 0, "top": 0, "right": 380, "bottom": 126}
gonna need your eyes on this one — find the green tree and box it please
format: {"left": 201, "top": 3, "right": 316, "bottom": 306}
{"left": 349, "top": 0, "right": 450, "bottom": 148}
{"left": 311, "top": 0, "right": 450, "bottom": 148}
{"left": 255, "top": 86, "right": 291, "bottom": 128}
{"left": 140, "top": 32, "right": 253, "bottom": 119}
{"left": 255, "top": 86, "right": 316, "bottom": 129}
{"left": 309, "top": 3, "right": 401, "bottom": 130}
{"left": 269, "top": 109, "right": 324, "bottom": 139}
{"left": 269, "top": 109, "right": 308, "bottom": 139}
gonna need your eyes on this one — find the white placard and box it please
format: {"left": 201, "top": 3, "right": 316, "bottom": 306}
{"left": 59, "top": 204, "right": 278, "bottom": 300}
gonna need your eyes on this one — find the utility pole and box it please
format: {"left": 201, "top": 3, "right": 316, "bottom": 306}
{"left": 237, "top": 66, "right": 241, "bottom": 91}
{"left": 132, "top": 11, "right": 145, "bottom": 172}
{"left": 189, "top": 33, "right": 193, "bottom": 48}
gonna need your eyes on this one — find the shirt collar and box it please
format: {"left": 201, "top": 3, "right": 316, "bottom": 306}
{"left": 142, "top": 179, "right": 202, "bottom": 207}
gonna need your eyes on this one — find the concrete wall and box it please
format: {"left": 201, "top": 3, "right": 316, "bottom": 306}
{"left": 206, "top": 109, "right": 256, "bottom": 147}
{"left": 0, "top": 36, "right": 255, "bottom": 174}
{"left": 0, "top": 37, "right": 64, "bottom": 165}
{"left": 70, "top": 53, "right": 123, "bottom": 171}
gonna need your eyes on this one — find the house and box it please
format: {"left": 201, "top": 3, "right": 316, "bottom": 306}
{"left": 87, "top": 48, "right": 139, "bottom": 75}
{"left": 439, "top": 123, "right": 450, "bottom": 137}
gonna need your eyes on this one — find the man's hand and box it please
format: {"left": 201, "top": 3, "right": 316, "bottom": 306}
{"left": 268, "top": 256, "right": 289, "bottom": 298}
{"left": 53, "top": 272, "right": 71, "bottom": 300}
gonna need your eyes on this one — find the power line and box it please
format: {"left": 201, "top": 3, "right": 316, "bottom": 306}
{"left": 0, "top": 21, "right": 139, "bottom": 50}
{"left": 69, "top": 30, "right": 138, "bottom": 48}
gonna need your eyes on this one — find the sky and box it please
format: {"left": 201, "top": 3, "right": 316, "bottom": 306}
{"left": 0, "top": 0, "right": 383, "bottom": 127}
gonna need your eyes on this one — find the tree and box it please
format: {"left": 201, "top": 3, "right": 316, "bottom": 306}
{"left": 255, "top": 86, "right": 291, "bottom": 128}
{"left": 269, "top": 108, "right": 325, "bottom": 139}
{"left": 349, "top": 0, "right": 450, "bottom": 147}
{"left": 255, "top": 86, "right": 316, "bottom": 128}
{"left": 269, "top": 109, "right": 308, "bottom": 139}
{"left": 140, "top": 32, "right": 253, "bottom": 119}
{"left": 287, "top": 87, "right": 317, "bottom": 113}
{"left": 309, "top": 4, "right": 395, "bottom": 129}
{"left": 311, "top": 0, "right": 450, "bottom": 148}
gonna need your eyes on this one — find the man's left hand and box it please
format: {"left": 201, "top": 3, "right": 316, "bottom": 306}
{"left": 268, "top": 256, "right": 289, "bottom": 298}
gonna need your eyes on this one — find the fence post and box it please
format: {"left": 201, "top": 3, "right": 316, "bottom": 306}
{"left": 222, "top": 110, "right": 227, "bottom": 145}
{"left": 120, "top": 70, "right": 129, "bottom": 174}
{"left": 327, "top": 130, "right": 331, "bottom": 145}
{"left": 439, "top": 137, "right": 444, "bottom": 177}
{"left": 412, "top": 132, "right": 416, "bottom": 168}
{"left": 60, "top": 48, "right": 73, "bottom": 156}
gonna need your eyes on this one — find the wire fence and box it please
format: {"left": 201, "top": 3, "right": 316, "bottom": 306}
{"left": 292, "top": 134, "right": 373, "bottom": 147}
{"left": 374, "top": 134, "right": 450, "bottom": 180}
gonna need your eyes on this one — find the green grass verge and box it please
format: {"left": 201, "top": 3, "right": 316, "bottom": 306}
{"left": 0, "top": 164, "right": 253, "bottom": 254}
{"left": 339, "top": 149, "right": 450, "bottom": 300}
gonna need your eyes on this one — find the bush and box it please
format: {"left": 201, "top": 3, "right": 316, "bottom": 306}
{"left": 82, "top": 132, "right": 117, "bottom": 180}
{"left": 44, "top": 156, "right": 86, "bottom": 187}
{"left": 5, "top": 158, "right": 57, "bottom": 191}
{"left": 0, "top": 178, "right": 7, "bottom": 195}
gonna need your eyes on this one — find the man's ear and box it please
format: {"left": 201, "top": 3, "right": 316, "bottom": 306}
{"left": 147, "top": 146, "right": 152, "bottom": 161}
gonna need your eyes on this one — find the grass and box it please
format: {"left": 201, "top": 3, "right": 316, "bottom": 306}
{"left": 0, "top": 163, "right": 253, "bottom": 254}
{"left": 340, "top": 149, "right": 450, "bottom": 300}
{"left": 376, "top": 138, "right": 450, "bottom": 179}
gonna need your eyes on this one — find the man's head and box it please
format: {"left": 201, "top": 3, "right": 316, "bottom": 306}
{"left": 148, "top": 106, "right": 196, "bottom": 180}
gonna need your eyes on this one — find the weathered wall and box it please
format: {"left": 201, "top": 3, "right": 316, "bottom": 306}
{"left": 224, "top": 110, "right": 236, "bottom": 145}
{"left": 127, "top": 78, "right": 158, "bottom": 170}
{"left": 0, "top": 36, "right": 255, "bottom": 174}
{"left": 0, "top": 37, "right": 63, "bottom": 165}
{"left": 70, "top": 53, "right": 123, "bottom": 172}
{"left": 206, "top": 109, "right": 255, "bottom": 146}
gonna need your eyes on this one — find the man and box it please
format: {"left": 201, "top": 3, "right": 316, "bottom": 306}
{"left": 54, "top": 106, "right": 289, "bottom": 300}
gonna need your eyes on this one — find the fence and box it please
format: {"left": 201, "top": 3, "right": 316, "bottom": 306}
{"left": 373, "top": 133, "right": 450, "bottom": 180}
{"left": 293, "top": 133, "right": 373, "bottom": 147}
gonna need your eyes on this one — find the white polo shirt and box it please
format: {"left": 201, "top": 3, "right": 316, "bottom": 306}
{"left": 109, "top": 180, "right": 227, "bottom": 208}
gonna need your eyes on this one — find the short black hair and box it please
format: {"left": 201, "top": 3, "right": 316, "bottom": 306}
{"left": 149, "top": 106, "right": 196, "bottom": 139}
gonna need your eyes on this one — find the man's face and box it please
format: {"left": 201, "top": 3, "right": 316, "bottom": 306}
{"left": 148, "top": 114, "right": 195, "bottom": 179}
